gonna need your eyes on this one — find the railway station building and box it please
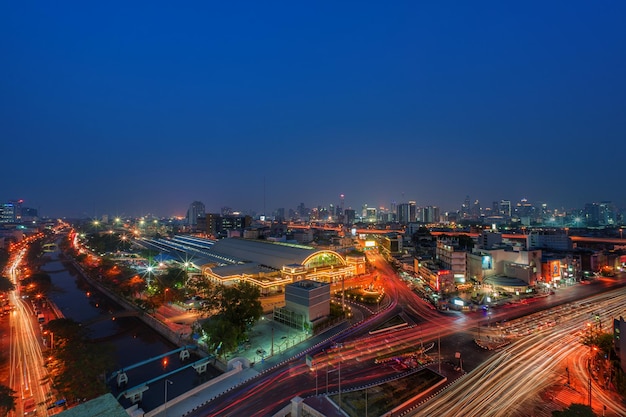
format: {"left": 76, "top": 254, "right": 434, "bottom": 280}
{"left": 200, "top": 238, "right": 362, "bottom": 293}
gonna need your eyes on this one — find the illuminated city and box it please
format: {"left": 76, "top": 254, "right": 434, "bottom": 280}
{"left": 2, "top": 2, "right": 626, "bottom": 417}
{"left": 1, "top": 196, "right": 626, "bottom": 416}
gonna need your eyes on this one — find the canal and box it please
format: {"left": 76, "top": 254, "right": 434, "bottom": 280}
{"left": 39, "top": 248, "right": 220, "bottom": 412}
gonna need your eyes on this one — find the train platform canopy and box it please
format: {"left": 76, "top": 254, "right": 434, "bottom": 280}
{"left": 483, "top": 275, "right": 531, "bottom": 289}
{"left": 153, "top": 252, "right": 175, "bottom": 262}
{"left": 209, "top": 238, "right": 317, "bottom": 271}
{"left": 208, "top": 262, "right": 273, "bottom": 276}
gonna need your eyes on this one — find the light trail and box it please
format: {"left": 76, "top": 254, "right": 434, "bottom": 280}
{"left": 411, "top": 289, "right": 626, "bottom": 417}
{"left": 5, "top": 246, "right": 55, "bottom": 416}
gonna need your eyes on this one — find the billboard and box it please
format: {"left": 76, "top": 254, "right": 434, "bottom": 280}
{"left": 550, "top": 260, "right": 560, "bottom": 278}
{"left": 482, "top": 256, "right": 493, "bottom": 270}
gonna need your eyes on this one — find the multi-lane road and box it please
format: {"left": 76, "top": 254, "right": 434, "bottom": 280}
{"left": 5, "top": 247, "right": 55, "bottom": 417}
{"left": 412, "top": 288, "right": 626, "bottom": 416}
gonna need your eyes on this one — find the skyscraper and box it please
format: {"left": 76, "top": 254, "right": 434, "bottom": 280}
{"left": 397, "top": 201, "right": 417, "bottom": 224}
{"left": 187, "top": 201, "right": 205, "bottom": 226}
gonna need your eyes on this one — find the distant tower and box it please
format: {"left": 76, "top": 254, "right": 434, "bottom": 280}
{"left": 187, "top": 201, "right": 205, "bottom": 226}
{"left": 461, "top": 195, "right": 471, "bottom": 219}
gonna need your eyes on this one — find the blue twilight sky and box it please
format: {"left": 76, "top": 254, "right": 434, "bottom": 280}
{"left": 1, "top": 1, "right": 625, "bottom": 219}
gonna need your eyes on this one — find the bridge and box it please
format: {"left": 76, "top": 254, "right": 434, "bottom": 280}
{"left": 287, "top": 223, "right": 404, "bottom": 235}
{"left": 431, "top": 231, "right": 626, "bottom": 246}
{"left": 106, "top": 345, "right": 215, "bottom": 403}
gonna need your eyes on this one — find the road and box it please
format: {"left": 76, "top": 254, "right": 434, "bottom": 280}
{"left": 411, "top": 288, "right": 626, "bottom": 417}
{"left": 6, "top": 247, "right": 55, "bottom": 417}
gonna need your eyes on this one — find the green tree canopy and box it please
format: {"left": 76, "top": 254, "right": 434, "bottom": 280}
{"left": 551, "top": 403, "right": 595, "bottom": 417}
{"left": 44, "top": 318, "right": 115, "bottom": 402}
{"left": 0, "top": 384, "right": 16, "bottom": 415}
{"left": 220, "top": 282, "right": 263, "bottom": 333}
{"left": 0, "top": 276, "right": 15, "bottom": 293}
{"left": 200, "top": 281, "right": 262, "bottom": 355}
{"left": 22, "top": 272, "right": 52, "bottom": 295}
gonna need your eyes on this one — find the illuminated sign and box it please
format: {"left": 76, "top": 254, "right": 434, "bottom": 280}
{"left": 482, "top": 256, "right": 492, "bottom": 270}
{"left": 365, "top": 241, "right": 376, "bottom": 247}
{"left": 551, "top": 260, "right": 560, "bottom": 278}
{"left": 453, "top": 299, "right": 464, "bottom": 306}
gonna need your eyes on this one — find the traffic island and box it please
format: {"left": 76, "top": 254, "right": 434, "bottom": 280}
{"left": 328, "top": 367, "right": 446, "bottom": 417}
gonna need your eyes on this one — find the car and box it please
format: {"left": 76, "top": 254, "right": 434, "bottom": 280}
{"left": 23, "top": 397, "right": 36, "bottom": 415}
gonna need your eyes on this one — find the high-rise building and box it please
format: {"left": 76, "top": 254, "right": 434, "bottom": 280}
{"left": 274, "top": 208, "right": 285, "bottom": 222}
{"left": 0, "top": 202, "right": 17, "bottom": 223}
{"left": 500, "top": 200, "right": 511, "bottom": 217}
{"left": 584, "top": 203, "right": 600, "bottom": 227}
{"left": 186, "top": 201, "right": 205, "bottom": 226}
{"left": 423, "top": 206, "right": 440, "bottom": 224}
{"left": 397, "top": 201, "right": 416, "bottom": 224}
{"left": 599, "top": 201, "right": 616, "bottom": 226}
{"left": 205, "top": 213, "right": 252, "bottom": 238}
{"left": 471, "top": 200, "right": 481, "bottom": 219}
{"left": 344, "top": 209, "right": 356, "bottom": 225}
{"left": 461, "top": 195, "right": 471, "bottom": 219}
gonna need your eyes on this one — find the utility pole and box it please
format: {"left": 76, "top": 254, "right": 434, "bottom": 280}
{"left": 438, "top": 333, "right": 441, "bottom": 374}
{"left": 589, "top": 374, "right": 593, "bottom": 410}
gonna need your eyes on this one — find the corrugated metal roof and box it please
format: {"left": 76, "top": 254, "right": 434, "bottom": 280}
{"left": 209, "top": 238, "right": 317, "bottom": 270}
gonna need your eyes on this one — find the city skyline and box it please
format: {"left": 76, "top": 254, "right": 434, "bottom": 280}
{"left": 2, "top": 2, "right": 625, "bottom": 218}
{"left": 3, "top": 192, "right": 623, "bottom": 223}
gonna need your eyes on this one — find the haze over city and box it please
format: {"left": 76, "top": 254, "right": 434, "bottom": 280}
{"left": 2, "top": 2, "right": 625, "bottom": 218}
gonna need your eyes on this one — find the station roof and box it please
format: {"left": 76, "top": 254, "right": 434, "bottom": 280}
{"left": 484, "top": 276, "right": 530, "bottom": 287}
{"left": 210, "top": 262, "right": 272, "bottom": 276}
{"left": 209, "top": 238, "right": 318, "bottom": 270}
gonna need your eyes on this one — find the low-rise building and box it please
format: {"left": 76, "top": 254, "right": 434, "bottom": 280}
{"left": 274, "top": 279, "right": 331, "bottom": 331}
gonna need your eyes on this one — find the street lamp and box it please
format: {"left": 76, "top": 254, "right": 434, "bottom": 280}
{"left": 164, "top": 379, "right": 173, "bottom": 417}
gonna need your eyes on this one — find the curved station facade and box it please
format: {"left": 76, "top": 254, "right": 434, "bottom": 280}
{"left": 200, "top": 238, "right": 365, "bottom": 293}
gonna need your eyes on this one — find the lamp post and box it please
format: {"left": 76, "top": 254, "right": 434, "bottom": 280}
{"left": 164, "top": 379, "right": 173, "bottom": 417}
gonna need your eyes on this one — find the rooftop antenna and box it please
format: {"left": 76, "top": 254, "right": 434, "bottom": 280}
{"left": 263, "top": 176, "right": 266, "bottom": 218}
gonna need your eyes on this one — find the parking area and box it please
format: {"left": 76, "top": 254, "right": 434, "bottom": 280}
{"left": 226, "top": 314, "right": 309, "bottom": 364}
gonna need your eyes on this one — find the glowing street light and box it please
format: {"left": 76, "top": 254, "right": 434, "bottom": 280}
{"left": 164, "top": 379, "right": 173, "bottom": 417}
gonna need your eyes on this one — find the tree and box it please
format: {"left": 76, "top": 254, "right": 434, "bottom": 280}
{"left": 0, "top": 248, "right": 8, "bottom": 270}
{"left": 0, "top": 384, "right": 16, "bottom": 415}
{"left": 220, "top": 282, "right": 263, "bottom": 333}
{"left": 22, "top": 272, "right": 52, "bottom": 296}
{"left": 154, "top": 266, "right": 189, "bottom": 304}
{"left": 44, "top": 318, "right": 115, "bottom": 402}
{"left": 120, "top": 275, "right": 146, "bottom": 298}
{"left": 187, "top": 273, "right": 215, "bottom": 298}
{"left": 0, "top": 276, "right": 15, "bottom": 293}
{"left": 201, "top": 282, "right": 263, "bottom": 355}
{"left": 551, "top": 403, "right": 595, "bottom": 417}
